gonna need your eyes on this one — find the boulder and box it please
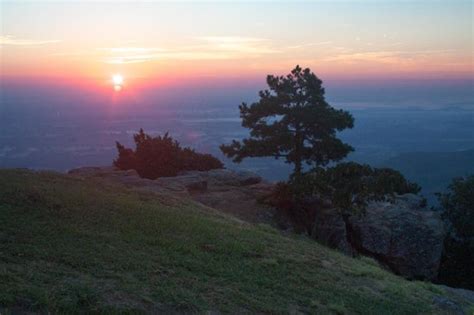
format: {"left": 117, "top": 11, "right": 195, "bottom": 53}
{"left": 311, "top": 208, "right": 353, "bottom": 255}
{"left": 311, "top": 196, "right": 446, "bottom": 280}
{"left": 349, "top": 200, "right": 446, "bottom": 280}
{"left": 155, "top": 175, "right": 208, "bottom": 193}
{"left": 394, "top": 193, "right": 427, "bottom": 209}
{"left": 233, "top": 170, "right": 263, "bottom": 186}
{"left": 68, "top": 166, "right": 128, "bottom": 177}
{"left": 432, "top": 295, "right": 465, "bottom": 315}
{"left": 180, "top": 169, "right": 262, "bottom": 187}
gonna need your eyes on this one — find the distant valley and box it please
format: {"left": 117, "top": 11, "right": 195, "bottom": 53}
{"left": 0, "top": 96, "right": 473, "bottom": 205}
{"left": 381, "top": 149, "right": 474, "bottom": 204}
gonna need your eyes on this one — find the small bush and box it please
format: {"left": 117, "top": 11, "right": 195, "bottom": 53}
{"left": 268, "top": 162, "right": 421, "bottom": 234}
{"left": 114, "top": 129, "right": 223, "bottom": 179}
{"left": 438, "top": 175, "right": 474, "bottom": 239}
{"left": 114, "top": 142, "right": 137, "bottom": 170}
{"left": 437, "top": 175, "right": 474, "bottom": 290}
{"left": 438, "top": 237, "right": 474, "bottom": 290}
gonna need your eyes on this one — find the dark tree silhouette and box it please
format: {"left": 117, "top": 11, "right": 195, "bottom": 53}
{"left": 439, "top": 175, "right": 474, "bottom": 239}
{"left": 114, "top": 129, "right": 223, "bottom": 179}
{"left": 437, "top": 175, "right": 474, "bottom": 290}
{"left": 220, "top": 65, "right": 354, "bottom": 177}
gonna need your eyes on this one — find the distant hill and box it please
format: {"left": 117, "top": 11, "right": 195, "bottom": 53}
{"left": 1, "top": 169, "right": 473, "bottom": 313}
{"left": 381, "top": 149, "right": 474, "bottom": 204}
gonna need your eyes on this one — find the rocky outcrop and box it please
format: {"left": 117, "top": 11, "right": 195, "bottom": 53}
{"left": 311, "top": 194, "right": 446, "bottom": 280}
{"left": 312, "top": 207, "right": 355, "bottom": 255}
{"left": 433, "top": 286, "right": 474, "bottom": 315}
{"left": 69, "top": 166, "right": 447, "bottom": 281}
{"left": 68, "top": 166, "right": 274, "bottom": 223}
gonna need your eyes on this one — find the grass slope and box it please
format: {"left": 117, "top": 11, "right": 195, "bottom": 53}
{"left": 0, "top": 169, "right": 471, "bottom": 314}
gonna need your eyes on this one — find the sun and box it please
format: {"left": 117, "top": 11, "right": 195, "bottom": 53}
{"left": 112, "top": 74, "right": 124, "bottom": 86}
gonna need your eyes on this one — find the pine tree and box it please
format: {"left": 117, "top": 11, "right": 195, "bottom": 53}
{"left": 220, "top": 66, "right": 354, "bottom": 177}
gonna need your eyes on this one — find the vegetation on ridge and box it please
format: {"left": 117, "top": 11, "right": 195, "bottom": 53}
{"left": 114, "top": 129, "right": 223, "bottom": 179}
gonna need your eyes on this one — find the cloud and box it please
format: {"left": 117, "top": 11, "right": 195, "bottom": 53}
{"left": 99, "top": 47, "right": 166, "bottom": 53}
{"left": 105, "top": 54, "right": 160, "bottom": 64}
{"left": 0, "top": 35, "right": 60, "bottom": 46}
{"left": 103, "top": 51, "right": 251, "bottom": 64}
{"left": 287, "top": 41, "right": 332, "bottom": 49}
{"left": 102, "top": 36, "right": 279, "bottom": 64}
{"left": 322, "top": 49, "right": 459, "bottom": 65}
{"left": 195, "top": 36, "right": 279, "bottom": 54}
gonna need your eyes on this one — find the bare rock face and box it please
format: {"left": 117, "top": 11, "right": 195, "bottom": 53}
{"left": 311, "top": 194, "right": 446, "bottom": 280}
{"left": 179, "top": 169, "right": 263, "bottom": 187}
{"left": 349, "top": 196, "right": 446, "bottom": 280}
{"left": 312, "top": 208, "right": 354, "bottom": 255}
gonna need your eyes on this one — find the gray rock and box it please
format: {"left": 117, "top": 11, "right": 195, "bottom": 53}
{"left": 349, "top": 200, "right": 446, "bottom": 280}
{"left": 234, "top": 170, "right": 262, "bottom": 186}
{"left": 155, "top": 175, "right": 208, "bottom": 193}
{"left": 68, "top": 166, "right": 123, "bottom": 177}
{"left": 394, "top": 193, "right": 426, "bottom": 209}
{"left": 439, "top": 285, "right": 474, "bottom": 310}
{"left": 311, "top": 208, "right": 353, "bottom": 255}
{"left": 310, "top": 197, "right": 446, "bottom": 280}
{"left": 432, "top": 295, "right": 465, "bottom": 315}
{"left": 183, "top": 169, "right": 262, "bottom": 187}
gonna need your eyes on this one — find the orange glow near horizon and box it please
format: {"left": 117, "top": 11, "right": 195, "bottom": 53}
{"left": 1, "top": 45, "right": 472, "bottom": 89}
{"left": 1, "top": 2, "right": 472, "bottom": 88}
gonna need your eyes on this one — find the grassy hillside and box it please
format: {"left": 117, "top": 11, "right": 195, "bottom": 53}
{"left": 0, "top": 169, "right": 472, "bottom": 314}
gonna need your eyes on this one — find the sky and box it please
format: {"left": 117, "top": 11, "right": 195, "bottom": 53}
{"left": 0, "top": 0, "right": 473, "bottom": 91}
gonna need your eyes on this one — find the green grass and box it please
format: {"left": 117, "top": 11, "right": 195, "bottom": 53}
{"left": 0, "top": 169, "right": 471, "bottom": 314}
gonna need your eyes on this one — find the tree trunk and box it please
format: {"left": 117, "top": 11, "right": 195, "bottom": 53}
{"left": 293, "top": 128, "right": 303, "bottom": 178}
{"left": 294, "top": 159, "right": 302, "bottom": 178}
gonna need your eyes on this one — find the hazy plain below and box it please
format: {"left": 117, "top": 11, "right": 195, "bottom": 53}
{"left": 1, "top": 78, "right": 473, "bottom": 204}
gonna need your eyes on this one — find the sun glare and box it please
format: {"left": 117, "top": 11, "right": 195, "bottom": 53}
{"left": 112, "top": 74, "right": 124, "bottom": 85}
{"left": 112, "top": 74, "right": 124, "bottom": 92}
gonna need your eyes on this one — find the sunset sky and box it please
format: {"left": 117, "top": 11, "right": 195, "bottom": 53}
{"left": 1, "top": 0, "right": 473, "bottom": 89}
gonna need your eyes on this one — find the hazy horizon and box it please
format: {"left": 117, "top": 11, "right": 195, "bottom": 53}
{"left": 1, "top": 0, "right": 473, "bottom": 202}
